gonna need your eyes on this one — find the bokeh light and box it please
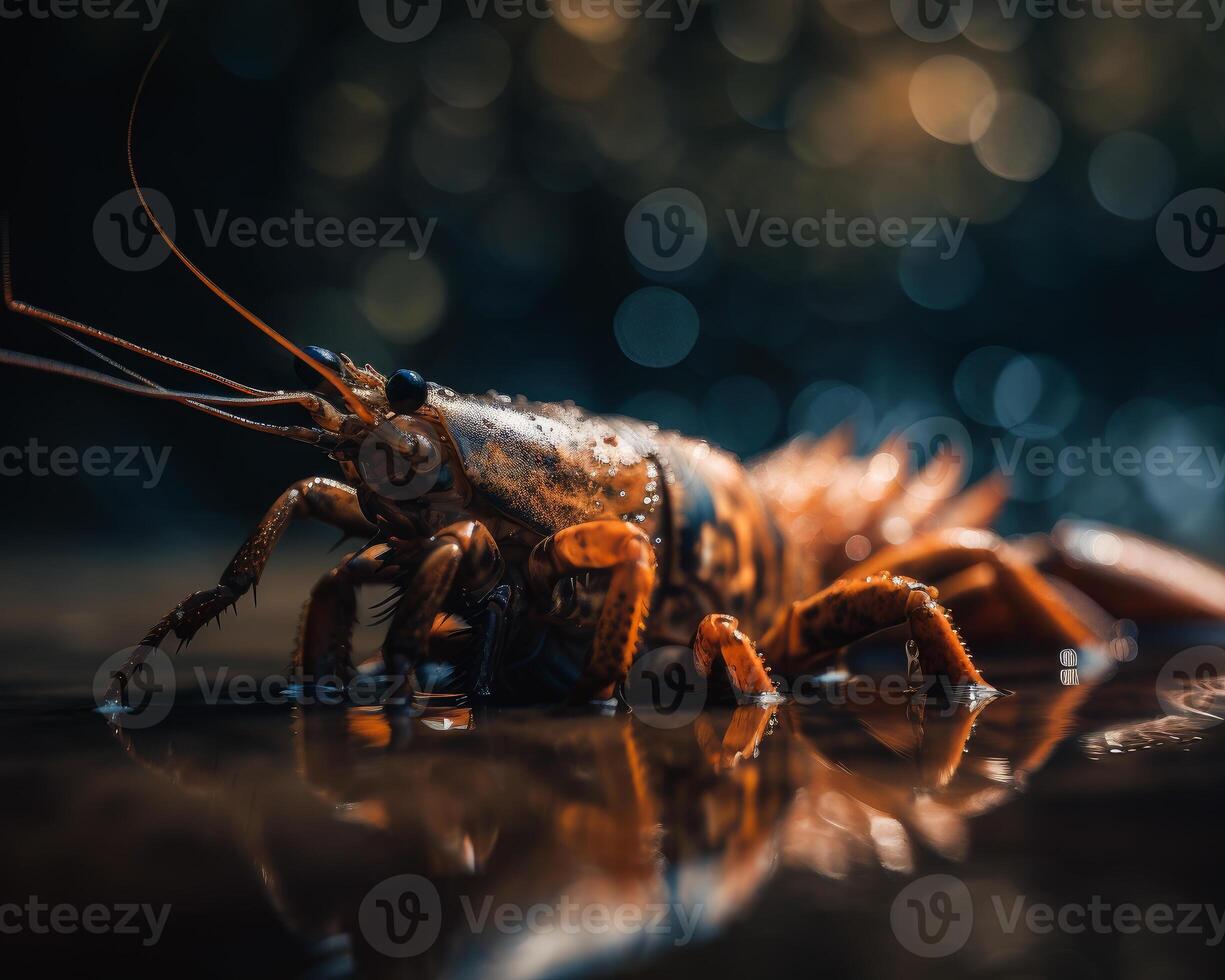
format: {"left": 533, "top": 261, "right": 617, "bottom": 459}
{"left": 31, "top": 0, "right": 1224, "bottom": 565}
{"left": 972, "top": 92, "right": 1062, "bottom": 182}
{"left": 909, "top": 56, "right": 997, "bottom": 146}
{"left": 358, "top": 252, "right": 448, "bottom": 343}
{"left": 715, "top": 0, "right": 801, "bottom": 65}
{"left": 410, "top": 106, "right": 504, "bottom": 194}
{"left": 614, "top": 288, "right": 700, "bottom": 368}
{"left": 423, "top": 23, "right": 512, "bottom": 110}
{"left": 1088, "top": 131, "right": 1177, "bottom": 220}
{"left": 789, "top": 381, "right": 874, "bottom": 439}
{"left": 299, "top": 83, "right": 389, "bottom": 179}
{"left": 993, "top": 354, "right": 1081, "bottom": 437}
{"left": 954, "top": 346, "right": 1018, "bottom": 426}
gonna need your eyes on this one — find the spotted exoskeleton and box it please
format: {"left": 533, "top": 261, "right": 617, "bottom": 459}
{"left": 7, "top": 41, "right": 1225, "bottom": 714}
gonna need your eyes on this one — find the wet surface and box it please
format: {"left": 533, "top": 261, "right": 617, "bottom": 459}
{"left": 2, "top": 628, "right": 1225, "bottom": 978}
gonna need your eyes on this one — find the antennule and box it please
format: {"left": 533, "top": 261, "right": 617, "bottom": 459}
{"left": 0, "top": 347, "right": 333, "bottom": 445}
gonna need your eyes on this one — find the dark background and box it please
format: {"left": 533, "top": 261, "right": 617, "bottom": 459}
{"left": 3, "top": 1, "right": 1224, "bottom": 557}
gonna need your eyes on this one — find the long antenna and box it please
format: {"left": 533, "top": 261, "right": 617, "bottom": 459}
{"left": 126, "top": 36, "right": 378, "bottom": 425}
{"left": 0, "top": 347, "right": 333, "bottom": 445}
{"left": 2, "top": 215, "right": 275, "bottom": 396}
{"left": 48, "top": 325, "right": 338, "bottom": 445}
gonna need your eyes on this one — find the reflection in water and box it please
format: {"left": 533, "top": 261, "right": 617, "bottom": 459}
{"left": 100, "top": 642, "right": 1225, "bottom": 978}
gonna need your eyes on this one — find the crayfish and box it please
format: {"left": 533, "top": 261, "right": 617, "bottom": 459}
{"left": 6, "top": 44, "right": 1225, "bottom": 716}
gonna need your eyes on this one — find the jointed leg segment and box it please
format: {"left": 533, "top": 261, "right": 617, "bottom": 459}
{"left": 107, "top": 477, "right": 373, "bottom": 703}
{"left": 139, "top": 477, "right": 373, "bottom": 650}
{"left": 381, "top": 521, "right": 502, "bottom": 677}
{"left": 529, "top": 521, "right": 657, "bottom": 701}
{"left": 694, "top": 615, "right": 776, "bottom": 698}
{"left": 697, "top": 572, "right": 990, "bottom": 699}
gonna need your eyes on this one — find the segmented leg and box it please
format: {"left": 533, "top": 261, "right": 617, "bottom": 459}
{"left": 1038, "top": 520, "right": 1225, "bottom": 621}
{"left": 759, "top": 572, "right": 990, "bottom": 688}
{"left": 108, "top": 478, "right": 374, "bottom": 702}
{"left": 380, "top": 520, "right": 502, "bottom": 680}
{"left": 528, "top": 521, "right": 657, "bottom": 702}
{"left": 141, "top": 477, "right": 373, "bottom": 649}
{"left": 295, "top": 542, "right": 400, "bottom": 681}
{"left": 693, "top": 614, "right": 776, "bottom": 699}
{"left": 694, "top": 703, "right": 780, "bottom": 771}
{"left": 844, "top": 528, "right": 1099, "bottom": 649}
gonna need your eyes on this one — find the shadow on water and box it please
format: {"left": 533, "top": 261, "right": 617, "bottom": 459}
{"left": 2, "top": 633, "right": 1225, "bottom": 979}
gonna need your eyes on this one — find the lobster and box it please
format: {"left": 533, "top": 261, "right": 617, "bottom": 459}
{"left": 6, "top": 44, "right": 1225, "bottom": 717}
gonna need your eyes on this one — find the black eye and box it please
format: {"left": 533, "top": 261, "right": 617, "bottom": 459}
{"left": 295, "top": 346, "right": 344, "bottom": 387}
{"left": 386, "top": 369, "right": 429, "bottom": 414}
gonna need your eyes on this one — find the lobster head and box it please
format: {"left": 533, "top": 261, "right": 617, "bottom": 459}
{"left": 292, "top": 346, "right": 468, "bottom": 510}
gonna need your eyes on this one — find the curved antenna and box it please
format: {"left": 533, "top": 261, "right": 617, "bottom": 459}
{"left": 0, "top": 347, "right": 334, "bottom": 445}
{"left": 48, "top": 326, "right": 338, "bottom": 445}
{"left": 127, "top": 37, "right": 378, "bottom": 426}
{"left": 2, "top": 215, "right": 276, "bottom": 396}
{"left": 0, "top": 348, "right": 321, "bottom": 407}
